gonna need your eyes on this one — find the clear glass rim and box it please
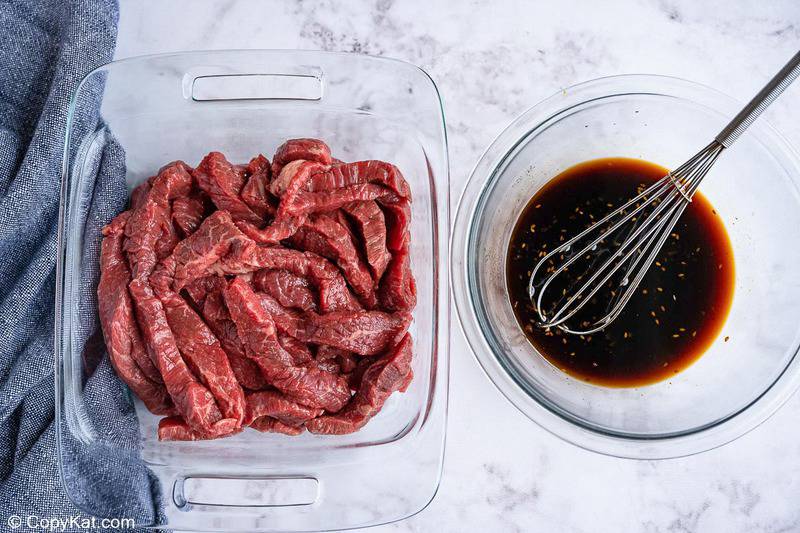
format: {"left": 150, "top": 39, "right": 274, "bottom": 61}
{"left": 451, "top": 73, "right": 800, "bottom": 459}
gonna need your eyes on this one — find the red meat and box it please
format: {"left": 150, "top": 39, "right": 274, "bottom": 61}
{"left": 129, "top": 278, "right": 234, "bottom": 437}
{"left": 244, "top": 389, "right": 323, "bottom": 426}
{"left": 194, "top": 151, "right": 263, "bottom": 225}
{"left": 223, "top": 277, "right": 351, "bottom": 412}
{"left": 306, "top": 160, "right": 410, "bottom": 198}
{"left": 378, "top": 244, "right": 417, "bottom": 312}
{"left": 290, "top": 214, "right": 376, "bottom": 307}
{"left": 252, "top": 269, "right": 317, "bottom": 312}
{"left": 97, "top": 212, "right": 173, "bottom": 414}
{"left": 250, "top": 417, "right": 304, "bottom": 435}
{"left": 98, "top": 140, "right": 417, "bottom": 441}
{"left": 343, "top": 201, "right": 391, "bottom": 281}
{"left": 271, "top": 138, "right": 332, "bottom": 176}
{"left": 150, "top": 269, "right": 246, "bottom": 427}
{"left": 158, "top": 415, "right": 241, "bottom": 441}
{"left": 172, "top": 193, "right": 207, "bottom": 237}
{"left": 240, "top": 154, "right": 275, "bottom": 218}
{"left": 202, "top": 290, "right": 268, "bottom": 391}
{"left": 307, "top": 333, "right": 413, "bottom": 435}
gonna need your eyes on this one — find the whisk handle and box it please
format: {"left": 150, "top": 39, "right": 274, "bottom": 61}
{"left": 716, "top": 49, "right": 800, "bottom": 148}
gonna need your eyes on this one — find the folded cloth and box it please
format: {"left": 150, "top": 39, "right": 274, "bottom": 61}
{"left": 0, "top": 0, "right": 162, "bottom": 530}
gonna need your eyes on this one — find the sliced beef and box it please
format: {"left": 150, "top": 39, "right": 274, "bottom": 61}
{"left": 271, "top": 138, "right": 332, "bottom": 176}
{"left": 290, "top": 214, "right": 376, "bottom": 307}
{"left": 240, "top": 154, "right": 275, "bottom": 218}
{"left": 272, "top": 160, "right": 327, "bottom": 217}
{"left": 150, "top": 267, "right": 246, "bottom": 427}
{"left": 343, "top": 201, "right": 391, "bottom": 281}
{"left": 252, "top": 269, "right": 317, "bottom": 312}
{"left": 194, "top": 151, "right": 263, "bottom": 225}
{"left": 278, "top": 334, "right": 314, "bottom": 365}
{"left": 316, "top": 345, "right": 358, "bottom": 375}
{"left": 379, "top": 197, "right": 412, "bottom": 252}
{"left": 306, "top": 160, "right": 410, "bottom": 198}
{"left": 224, "top": 278, "right": 351, "bottom": 412}
{"left": 226, "top": 245, "right": 361, "bottom": 313}
{"left": 97, "top": 212, "right": 172, "bottom": 414}
{"left": 250, "top": 417, "right": 305, "bottom": 435}
{"left": 244, "top": 389, "right": 323, "bottom": 426}
{"left": 182, "top": 274, "right": 226, "bottom": 310}
{"left": 235, "top": 214, "right": 306, "bottom": 245}
{"left": 129, "top": 278, "right": 233, "bottom": 436}
{"left": 99, "top": 140, "right": 417, "bottom": 441}
{"left": 253, "top": 292, "right": 410, "bottom": 356}
{"left": 172, "top": 193, "right": 207, "bottom": 237}
{"left": 165, "top": 210, "right": 253, "bottom": 290}
{"left": 124, "top": 161, "right": 193, "bottom": 280}
{"left": 202, "top": 290, "right": 268, "bottom": 391}
{"left": 378, "top": 244, "right": 417, "bottom": 312}
{"left": 306, "top": 309, "right": 412, "bottom": 356}
{"left": 284, "top": 183, "right": 401, "bottom": 218}
{"left": 307, "top": 333, "right": 413, "bottom": 435}
{"left": 130, "top": 179, "right": 152, "bottom": 210}
{"left": 158, "top": 415, "right": 241, "bottom": 441}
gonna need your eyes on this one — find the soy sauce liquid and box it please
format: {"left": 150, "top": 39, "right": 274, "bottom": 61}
{"left": 507, "top": 158, "right": 735, "bottom": 387}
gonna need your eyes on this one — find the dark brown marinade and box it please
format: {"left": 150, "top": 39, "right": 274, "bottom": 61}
{"left": 506, "top": 158, "right": 735, "bottom": 387}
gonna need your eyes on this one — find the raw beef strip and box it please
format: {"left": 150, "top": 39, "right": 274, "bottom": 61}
{"left": 165, "top": 210, "right": 253, "bottom": 290}
{"left": 271, "top": 138, "right": 332, "bottom": 176}
{"left": 379, "top": 197, "right": 411, "bottom": 252}
{"left": 193, "top": 151, "right": 263, "bottom": 225}
{"left": 129, "top": 277, "right": 234, "bottom": 437}
{"left": 97, "top": 212, "right": 172, "bottom": 413}
{"left": 343, "top": 201, "right": 391, "bottom": 281}
{"left": 202, "top": 290, "right": 268, "bottom": 391}
{"left": 150, "top": 267, "right": 246, "bottom": 426}
{"left": 252, "top": 269, "right": 317, "bottom": 312}
{"left": 182, "top": 274, "right": 226, "bottom": 309}
{"left": 316, "top": 345, "right": 358, "bottom": 375}
{"left": 250, "top": 417, "right": 304, "bottom": 436}
{"left": 235, "top": 245, "right": 361, "bottom": 313}
{"left": 306, "top": 160, "right": 410, "bottom": 199}
{"left": 235, "top": 214, "right": 306, "bottom": 245}
{"left": 244, "top": 389, "right": 323, "bottom": 426}
{"left": 254, "top": 292, "right": 410, "bottom": 356}
{"left": 307, "top": 333, "right": 413, "bottom": 435}
{"left": 124, "top": 161, "right": 193, "bottom": 279}
{"left": 240, "top": 154, "right": 275, "bottom": 218}
{"left": 158, "top": 416, "right": 241, "bottom": 441}
{"left": 224, "top": 278, "right": 351, "bottom": 412}
{"left": 271, "top": 160, "right": 327, "bottom": 214}
{"left": 290, "top": 214, "right": 376, "bottom": 307}
{"left": 254, "top": 293, "right": 307, "bottom": 340}
{"left": 283, "top": 183, "right": 401, "bottom": 218}
{"left": 278, "top": 334, "right": 314, "bottom": 365}
{"left": 378, "top": 244, "right": 417, "bottom": 312}
{"left": 172, "top": 193, "right": 207, "bottom": 237}
{"left": 307, "top": 310, "right": 412, "bottom": 356}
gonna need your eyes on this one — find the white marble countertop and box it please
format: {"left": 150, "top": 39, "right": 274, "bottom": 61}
{"left": 116, "top": 1, "right": 800, "bottom": 531}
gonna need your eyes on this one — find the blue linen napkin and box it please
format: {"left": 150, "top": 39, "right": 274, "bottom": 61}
{"left": 0, "top": 1, "right": 162, "bottom": 530}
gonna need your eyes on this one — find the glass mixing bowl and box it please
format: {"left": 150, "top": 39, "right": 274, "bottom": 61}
{"left": 452, "top": 74, "right": 800, "bottom": 459}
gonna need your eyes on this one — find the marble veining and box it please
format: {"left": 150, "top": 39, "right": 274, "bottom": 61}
{"left": 116, "top": 1, "right": 800, "bottom": 531}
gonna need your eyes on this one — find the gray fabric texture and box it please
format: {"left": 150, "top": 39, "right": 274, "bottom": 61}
{"left": 0, "top": 0, "right": 162, "bottom": 531}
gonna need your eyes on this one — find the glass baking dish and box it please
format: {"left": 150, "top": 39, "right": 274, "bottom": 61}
{"left": 55, "top": 50, "right": 449, "bottom": 531}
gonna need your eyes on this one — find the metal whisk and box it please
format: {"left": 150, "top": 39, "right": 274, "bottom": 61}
{"left": 530, "top": 50, "right": 800, "bottom": 335}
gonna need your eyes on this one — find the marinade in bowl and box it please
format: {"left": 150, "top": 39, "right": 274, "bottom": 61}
{"left": 452, "top": 74, "right": 800, "bottom": 459}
